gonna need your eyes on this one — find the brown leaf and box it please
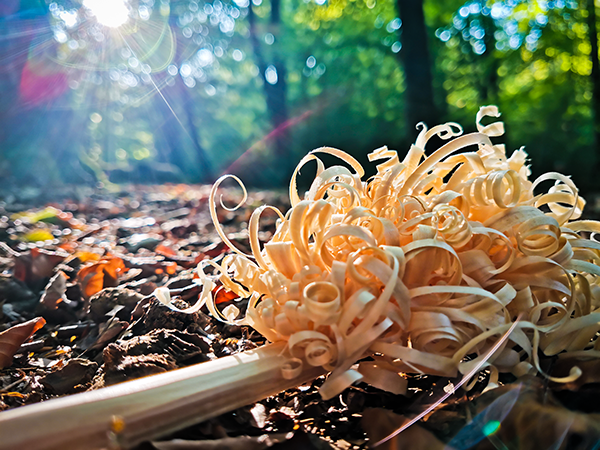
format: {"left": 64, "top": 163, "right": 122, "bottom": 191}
{"left": 117, "top": 328, "right": 211, "bottom": 364}
{"left": 0, "top": 317, "right": 46, "bottom": 368}
{"left": 87, "top": 287, "right": 144, "bottom": 322}
{"left": 89, "top": 320, "right": 129, "bottom": 350}
{"left": 40, "top": 271, "right": 68, "bottom": 310}
{"left": 78, "top": 256, "right": 126, "bottom": 300}
{"left": 13, "top": 248, "right": 67, "bottom": 284}
{"left": 193, "top": 242, "right": 230, "bottom": 265}
{"left": 41, "top": 358, "right": 98, "bottom": 395}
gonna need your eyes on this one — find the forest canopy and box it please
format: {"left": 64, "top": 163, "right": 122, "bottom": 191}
{"left": 1, "top": 0, "right": 599, "bottom": 194}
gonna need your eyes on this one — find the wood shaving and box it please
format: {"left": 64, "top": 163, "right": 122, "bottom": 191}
{"left": 191, "top": 106, "right": 600, "bottom": 399}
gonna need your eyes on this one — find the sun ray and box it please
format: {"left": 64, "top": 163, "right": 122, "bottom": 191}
{"left": 117, "top": 29, "right": 204, "bottom": 172}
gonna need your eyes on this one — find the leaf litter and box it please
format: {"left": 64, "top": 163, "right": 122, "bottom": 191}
{"left": 1, "top": 109, "right": 600, "bottom": 449}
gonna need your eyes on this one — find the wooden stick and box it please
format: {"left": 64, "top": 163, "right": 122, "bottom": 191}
{"left": 0, "top": 342, "right": 324, "bottom": 450}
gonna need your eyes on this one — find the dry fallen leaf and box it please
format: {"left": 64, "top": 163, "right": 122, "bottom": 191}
{"left": 39, "top": 271, "right": 68, "bottom": 310}
{"left": 78, "top": 256, "right": 126, "bottom": 300}
{"left": 74, "top": 251, "right": 102, "bottom": 263}
{"left": 89, "top": 320, "right": 129, "bottom": 350}
{"left": 13, "top": 248, "right": 67, "bottom": 284}
{"left": 0, "top": 317, "right": 46, "bottom": 368}
{"left": 213, "top": 286, "right": 239, "bottom": 305}
{"left": 40, "top": 358, "right": 98, "bottom": 395}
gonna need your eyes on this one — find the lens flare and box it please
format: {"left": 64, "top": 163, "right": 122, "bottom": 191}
{"left": 83, "top": 0, "right": 129, "bottom": 28}
{"left": 482, "top": 420, "right": 501, "bottom": 437}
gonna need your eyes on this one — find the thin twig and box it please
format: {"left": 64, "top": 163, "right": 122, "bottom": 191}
{"left": 0, "top": 375, "right": 28, "bottom": 394}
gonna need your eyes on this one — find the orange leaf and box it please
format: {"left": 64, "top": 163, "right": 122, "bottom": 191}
{"left": 78, "top": 257, "right": 126, "bottom": 299}
{"left": 0, "top": 317, "right": 46, "bottom": 369}
{"left": 75, "top": 251, "right": 102, "bottom": 263}
{"left": 213, "top": 287, "right": 239, "bottom": 305}
{"left": 58, "top": 242, "right": 76, "bottom": 253}
{"left": 155, "top": 244, "right": 177, "bottom": 257}
{"left": 2, "top": 392, "right": 25, "bottom": 398}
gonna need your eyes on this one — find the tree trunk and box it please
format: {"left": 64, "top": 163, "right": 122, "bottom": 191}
{"left": 148, "top": 77, "right": 213, "bottom": 183}
{"left": 395, "top": 0, "right": 439, "bottom": 137}
{"left": 151, "top": 86, "right": 192, "bottom": 181}
{"left": 176, "top": 76, "right": 213, "bottom": 181}
{"left": 248, "top": 0, "right": 290, "bottom": 175}
{"left": 586, "top": 0, "right": 600, "bottom": 171}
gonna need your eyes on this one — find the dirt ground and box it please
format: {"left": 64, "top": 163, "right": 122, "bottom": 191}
{"left": 1, "top": 184, "right": 600, "bottom": 450}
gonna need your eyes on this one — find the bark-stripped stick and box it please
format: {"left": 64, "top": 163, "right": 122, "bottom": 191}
{"left": 0, "top": 342, "right": 324, "bottom": 450}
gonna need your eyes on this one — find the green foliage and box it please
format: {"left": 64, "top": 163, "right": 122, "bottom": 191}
{"left": 0, "top": 0, "right": 599, "bottom": 194}
{"left": 281, "top": 0, "right": 409, "bottom": 163}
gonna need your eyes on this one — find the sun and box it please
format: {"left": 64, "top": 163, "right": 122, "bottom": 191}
{"left": 83, "top": 0, "right": 130, "bottom": 28}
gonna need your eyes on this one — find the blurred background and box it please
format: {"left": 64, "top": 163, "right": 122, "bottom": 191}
{"left": 1, "top": 0, "right": 599, "bottom": 195}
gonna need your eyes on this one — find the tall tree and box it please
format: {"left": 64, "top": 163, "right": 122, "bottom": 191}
{"left": 396, "top": 0, "right": 440, "bottom": 134}
{"left": 177, "top": 74, "right": 214, "bottom": 181}
{"left": 586, "top": 0, "right": 600, "bottom": 171}
{"left": 248, "top": 0, "right": 290, "bottom": 172}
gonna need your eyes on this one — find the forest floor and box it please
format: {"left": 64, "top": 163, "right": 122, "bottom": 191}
{"left": 1, "top": 184, "right": 600, "bottom": 450}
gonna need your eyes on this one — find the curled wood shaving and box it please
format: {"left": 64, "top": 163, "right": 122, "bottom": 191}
{"left": 193, "top": 106, "right": 600, "bottom": 399}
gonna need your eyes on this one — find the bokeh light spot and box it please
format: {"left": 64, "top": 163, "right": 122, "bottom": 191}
{"left": 232, "top": 49, "right": 243, "bottom": 61}
{"left": 265, "top": 65, "right": 278, "bottom": 85}
{"left": 90, "top": 113, "right": 103, "bottom": 123}
{"left": 167, "top": 65, "right": 178, "bottom": 76}
{"left": 205, "top": 84, "right": 217, "bottom": 96}
{"left": 133, "top": 147, "right": 151, "bottom": 160}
